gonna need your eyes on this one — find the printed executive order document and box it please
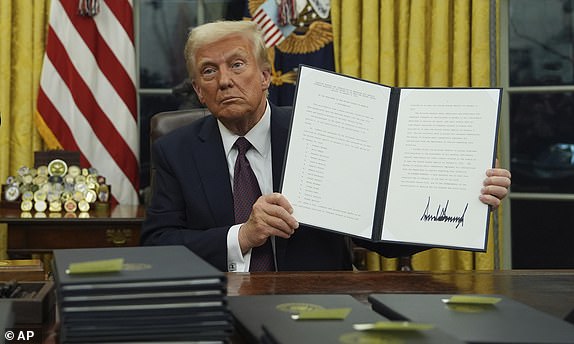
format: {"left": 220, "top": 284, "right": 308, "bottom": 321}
{"left": 280, "top": 65, "right": 502, "bottom": 251}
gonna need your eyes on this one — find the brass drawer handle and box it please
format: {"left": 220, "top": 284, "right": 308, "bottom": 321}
{"left": 106, "top": 229, "right": 133, "bottom": 246}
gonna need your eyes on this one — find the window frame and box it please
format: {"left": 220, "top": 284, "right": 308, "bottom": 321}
{"left": 500, "top": 0, "right": 574, "bottom": 268}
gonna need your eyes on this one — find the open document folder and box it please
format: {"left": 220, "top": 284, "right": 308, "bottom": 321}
{"left": 280, "top": 65, "right": 501, "bottom": 251}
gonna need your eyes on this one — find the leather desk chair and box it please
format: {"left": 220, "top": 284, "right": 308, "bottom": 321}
{"left": 149, "top": 108, "right": 210, "bottom": 191}
{"left": 150, "top": 108, "right": 210, "bottom": 145}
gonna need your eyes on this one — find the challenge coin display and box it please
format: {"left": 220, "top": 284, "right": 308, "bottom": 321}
{"left": 1, "top": 158, "right": 111, "bottom": 213}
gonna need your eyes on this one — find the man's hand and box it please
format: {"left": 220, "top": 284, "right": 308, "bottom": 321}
{"left": 238, "top": 193, "right": 299, "bottom": 254}
{"left": 479, "top": 168, "right": 511, "bottom": 209}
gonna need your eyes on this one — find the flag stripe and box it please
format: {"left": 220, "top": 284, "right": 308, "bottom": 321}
{"left": 104, "top": 0, "right": 135, "bottom": 43}
{"left": 37, "top": 0, "right": 139, "bottom": 205}
{"left": 45, "top": 29, "right": 139, "bottom": 186}
{"left": 268, "top": 32, "right": 284, "bottom": 47}
{"left": 58, "top": 0, "right": 137, "bottom": 118}
{"left": 37, "top": 90, "right": 79, "bottom": 152}
{"left": 96, "top": 1, "right": 136, "bottom": 86}
{"left": 253, "top": 9, "right": 265, "bottom": 22}
{"left": 252, "top": 7, "right": 286, "bottom": 48}
{"left": 49, "top": 0, "right": 138, "bottom": 158}
{"left": 40, "top": 58, "right": 135, "bottom": 204}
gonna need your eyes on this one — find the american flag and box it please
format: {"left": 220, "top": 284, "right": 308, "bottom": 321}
{"left": 36, "top": 0, "right": 139, "bottom": 205}
{"left": 252, "top": 0, "right": 296, "bottom": 48}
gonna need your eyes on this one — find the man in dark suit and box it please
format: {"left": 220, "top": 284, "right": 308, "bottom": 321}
{"left": 141, "top": 20, "right": 511, "bottom": 272}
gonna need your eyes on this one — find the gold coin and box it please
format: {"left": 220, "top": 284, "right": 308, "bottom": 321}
{"left": 72, "top": 190, "right": 84, "bottom": 202}
{"left": 85, "top": 189, "right": 97, "bottom": 203}
{"left": 20, "top": 212, "right": 32, "bottom": 218}
{"left": 68, "top": 165, "right": 81, "bottom": 178}
{"left": 40, "top": 183, "right": 52, "bottom": 193}
{"left": 86, "top": 174, "right": 97, "bottom": 184}
{"left": 78, "top": 200, "right": 90, "bottom": 212}
{"left": 21, "top": 191, "right": 34, "bottom": 201}
{"left": 47, "top": 191, "right": 60, "bottom": 203}
{"left": 33, "top": 175, "right": 48, "bottom": 186}
{"left": 34, "top": 200, "right": 47, "bottom": 212}
{"left": 48, "top": 159, "right": 68, "bottom": 177}
{"left": 64, "top": 199, "right": 77, "bottom": 213}
{"left": 49, "top": 200, "right": 62, "bottom": 212}
{"left": 17, "top": 166, "right": 29, "bottom": 177}
{"left": 4, "top": 185, "right": 20, "bottom": 202}
{"left": 64, "top": 175, "right": 75, "bottom": 185}
{"left": 33, "top": 190, "right": 47, "bottom": 202}
{"left": 75, "top": 175, "right": 86, "bottom": 184}
{"left": 37, "top": 165, "right": 49, "bottom": 177}
{"left": 74, "top": 183, "right": 87, "bottom": 193}
{"left": 20, "top": 200, "right": 33, "bottom": 212}
{"left": 61, "top": 191, "right": 72, "bottom": 202}
{"left": 22, "top": 174, "right": 33, "bottom": 184}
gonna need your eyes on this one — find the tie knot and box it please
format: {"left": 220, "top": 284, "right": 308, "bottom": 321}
{"left": 234, "top": 137, "right": 252, "bottom": 156}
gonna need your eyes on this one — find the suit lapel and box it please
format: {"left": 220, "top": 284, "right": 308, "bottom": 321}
{"left": 193, "top": 116, "right": 235, "bottom": 226}
{"left": 191, "top": 106, "right": 293, "bottom": 267}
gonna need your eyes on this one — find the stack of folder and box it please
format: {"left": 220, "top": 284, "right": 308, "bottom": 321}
{"left": 0, "top": 301, "right": 13, "bottom": 335}
{"left": 52, "top": 246, "right": 232, "bottom": 343}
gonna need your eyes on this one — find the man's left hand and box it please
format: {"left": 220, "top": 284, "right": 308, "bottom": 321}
{"left": 480, "top": 168, "right": 511, "bottom": 209}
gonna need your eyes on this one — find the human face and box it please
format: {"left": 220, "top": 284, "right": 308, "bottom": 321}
{"left": 191, "top": 34, "right": 271, "bottom": 135}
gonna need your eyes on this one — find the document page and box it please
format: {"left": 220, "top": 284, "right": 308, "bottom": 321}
{"left": 381, "top": 88, "right": 501, "bottom": 250}
{"left": 281, "top": 66, "right": 391, "bottom": 239}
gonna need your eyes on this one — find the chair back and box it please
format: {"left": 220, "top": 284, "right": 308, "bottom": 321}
{"left": 150, "top": 108, "right": 210, "bottom": 146}
{"left": 148, "top": 108, "right": 210, "bottom": 194}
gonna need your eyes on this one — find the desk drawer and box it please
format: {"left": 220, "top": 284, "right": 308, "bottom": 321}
{"left": 7, "top": 224, "right": 141, "bottom": 252}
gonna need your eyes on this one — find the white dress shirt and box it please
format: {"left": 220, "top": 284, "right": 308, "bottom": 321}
{"left": 218, "top": 102, "right": 274, "bottom": 272}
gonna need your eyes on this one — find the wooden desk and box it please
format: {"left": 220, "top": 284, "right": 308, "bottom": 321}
{"left": 36, "top": 270, "right": 574, "bottom": 344}
{"left": 0, "top": 205, "right": 145, "bottom": 257}
{"left": 226, "top": 270, "right": 574, "bottom": 320}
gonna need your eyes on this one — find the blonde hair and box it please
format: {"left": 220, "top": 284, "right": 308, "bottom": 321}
{"left": 184, "top": 20, "right": 271, "bottom": 80}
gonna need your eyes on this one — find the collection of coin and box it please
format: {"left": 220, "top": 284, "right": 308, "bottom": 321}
{"left": 2, "top": 159, "right": 110, "bottom": 213}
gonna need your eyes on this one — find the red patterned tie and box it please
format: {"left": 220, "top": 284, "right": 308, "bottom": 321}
{"left": 233, "top": 137, "right": 275, "bottom": 271}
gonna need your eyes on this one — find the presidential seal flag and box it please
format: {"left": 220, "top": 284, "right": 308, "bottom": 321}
{"left": 36, "top": 0, "right": 139, "bottom": 205}
{"left": 252, "top": 0, "right": 296, "bottom": 48}
{"left": 247, "top": 0, "right": 335, "bottom": 106}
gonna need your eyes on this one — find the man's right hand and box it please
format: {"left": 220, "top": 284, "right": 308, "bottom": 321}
{"left": 238, "top": 193, "right": 299, "bottom": 254}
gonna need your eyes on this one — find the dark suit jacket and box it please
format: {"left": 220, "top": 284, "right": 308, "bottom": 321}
{"left": 141, "top": 104, "right": 423, "bottom": 271}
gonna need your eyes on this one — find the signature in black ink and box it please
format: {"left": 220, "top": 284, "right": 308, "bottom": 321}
{"left": 420, "top": 197, "right": 468, "bottom": 229}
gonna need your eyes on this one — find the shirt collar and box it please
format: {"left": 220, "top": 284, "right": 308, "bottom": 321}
{"left": 218, "top": 101, "right": 271, "bottom": 158}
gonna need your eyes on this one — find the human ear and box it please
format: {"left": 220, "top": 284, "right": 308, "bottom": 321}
{"left": 261, "top": 68, "right": 271, "bottom": 90}
{"left": 191, "top": 80, "right": 206, "bottom": 104}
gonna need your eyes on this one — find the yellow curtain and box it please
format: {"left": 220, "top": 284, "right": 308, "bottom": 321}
{"left": 0, "top": 0, "right": 51, "bottom": 259}
{"left": 332, "top": 0, "right": 501, "bottom": 271}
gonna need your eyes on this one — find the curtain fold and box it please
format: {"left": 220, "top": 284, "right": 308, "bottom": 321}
{"left": 0, "top": 0, "right": 50, "bottom": 259}
{"left": 332, "top": 0, "right": 500, "bottom": 271}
